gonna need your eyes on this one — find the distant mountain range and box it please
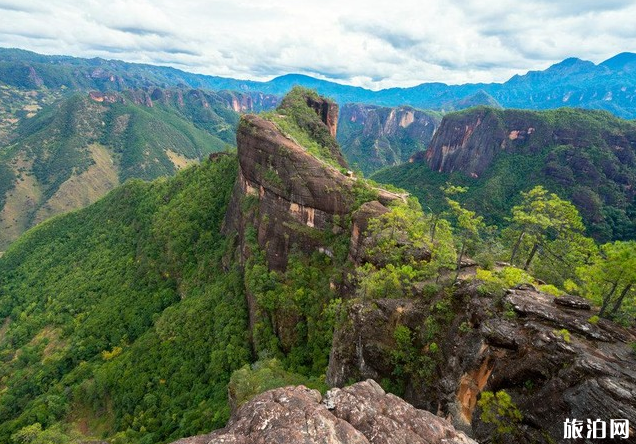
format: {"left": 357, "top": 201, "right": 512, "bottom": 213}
{"left": 1, "top": 48, "right": 636, "bottom": 117}
{"left": 1, "top": 47, "right": 636, "bottom": 248}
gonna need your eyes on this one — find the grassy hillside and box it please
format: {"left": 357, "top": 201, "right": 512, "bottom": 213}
{"left": 0, "top": 156, "right": 251, "bottom": 443}
{"left": 373, "top": 107, "right": 636, "bottom": 241}
{"left": 0, "top": 90, "right": 238, "bottom": 249}
{"left": 0, "top": 83, "right": 61, "bottom": 145}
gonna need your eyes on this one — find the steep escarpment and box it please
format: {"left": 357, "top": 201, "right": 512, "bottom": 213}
{"left": 424, "top": 106, "right": 636, "bottom": 177}
{"left": 222, "top": 87, "right": 404, "bottom": 356}
{"left": 375, "top": 106, "right": 636, "bottom": 241}
{"left": 338, "top": 104, "right": 441, "bottom": 175}
{"left": 328, "top": 283, "right": 636, "bottom": 444}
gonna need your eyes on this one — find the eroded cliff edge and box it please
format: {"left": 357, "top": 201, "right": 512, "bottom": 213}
{"left": 327, "top": 283, "right": 636, "bottom": 443}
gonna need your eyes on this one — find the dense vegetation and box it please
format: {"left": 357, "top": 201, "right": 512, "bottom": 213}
{"left": 0, "top": 156, "right": 251, "bottom": 443}
{"left": 373, "top": 107, "right": 636, "bottom": 242}
{"left": 262, "top": 86, "right": 345, "bottom": 168}
{"left": 0, "top": 87, "right": 634, "bottom": 444}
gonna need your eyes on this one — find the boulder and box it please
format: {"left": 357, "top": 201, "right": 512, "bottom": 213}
{"left": 170, "top": 380, "right": 476, "bottom": 444}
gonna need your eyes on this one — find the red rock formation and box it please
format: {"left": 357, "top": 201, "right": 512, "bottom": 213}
{"left": 327, "top": 282, "right": 636, "bottom": 443}
{"left": 306, "top": 94, "right": 339, "bottom": 137}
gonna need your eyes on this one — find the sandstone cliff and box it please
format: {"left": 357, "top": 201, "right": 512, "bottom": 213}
{"left": 170, "top": 380, "right": 477, "bottom": 444}
{"left": 423, "top": 106, "right": 636, "bottom": 178}
{"left": 222, "top": 87, "right": 403, "bottom": 354}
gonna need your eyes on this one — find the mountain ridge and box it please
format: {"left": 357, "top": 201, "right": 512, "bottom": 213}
{"left": 2, "top": 47, "right": 636, "bottom": 117}
{"left": 373, "top": 106, "right": 636, "bottom": 241}
{"left": 0, "top": 87, "right": 266, "bottom": 248}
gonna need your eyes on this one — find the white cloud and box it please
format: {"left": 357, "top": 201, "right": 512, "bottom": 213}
{"left": 0, "top": 0, "right": 634, "bottom": 88}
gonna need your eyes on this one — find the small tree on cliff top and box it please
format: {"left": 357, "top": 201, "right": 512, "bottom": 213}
{"left": 577, "top": 240, "right": 636, "bottom": 320}
{"left": 507, "top": 186, "right": 591, "bottom": 274}
{"left": 443, "top": 185, "right": 485, "bottom": 282}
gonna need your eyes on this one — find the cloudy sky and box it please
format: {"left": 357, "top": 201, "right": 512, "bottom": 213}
{"left": 0, "top": 0, "right": 635, "bottom": 89}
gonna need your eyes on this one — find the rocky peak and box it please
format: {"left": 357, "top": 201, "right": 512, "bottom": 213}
{"left": 222, "top": 89, "right": 404, "bottom": 354}
{"left": 170, "top": 380, "right": 477, "bottom": 444}
{"left": 305, "top": 94, "right": 339, "bottom": 137}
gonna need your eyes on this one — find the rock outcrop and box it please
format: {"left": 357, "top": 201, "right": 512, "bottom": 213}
{"left": 170, "top": 380, "right": 476, "bottom": 444}
{"left": 222, "top": 90, "right": 404, "bottom": 354}
{"left": 305, "top": 94, "right": 339, "bottom": 138}
{"left": 223, "top": 96, "right": 403, "bottom": 272}
{"left": 328, "top": 283, "right": 636, "bottom": 443}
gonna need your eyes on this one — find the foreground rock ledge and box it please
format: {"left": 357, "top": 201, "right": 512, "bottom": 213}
{"left": 170, "top": 380, "right": 476, "bottom": 444}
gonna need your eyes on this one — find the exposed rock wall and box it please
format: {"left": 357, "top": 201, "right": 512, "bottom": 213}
{"left": 423, "top": 107, "right": 636, "bottom": 178}
{"left": 328, "top": 283, "right": 636, "bottom": 443}
{"left": 223, "top": 113, "right": 402, "bottom": 272}
{"left": 170, "top": 380, "right": 477, "bottom": 444}
{"left": 223, "top": 114, "right": 357, "bottom": 272}
{"left": 306, "top": 94, "right": 339, "bottom": 137}
{"left": 221, "top": 99, "right": 403, "bottom": 353}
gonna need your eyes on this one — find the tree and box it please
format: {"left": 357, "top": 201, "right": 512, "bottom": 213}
{"left": 478, "top": 390, "right": 523, "bottom": 443}
{"left": 506, "top": 186, "right": 594, "bottom": 281}
{"left": 577, "top": 241, "right": 636, "bottom": 320}
{"left": 356, "top": 199, "right": 456, "bottom": 299}
{"left": 443, "top": 185, "right": 485, "bottom": 282}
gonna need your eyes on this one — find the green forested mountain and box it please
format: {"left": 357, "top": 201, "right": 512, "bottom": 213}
{"left": 0, "top": 89, "right": 241, "bottom": 249}
{"left": 0, "top": 156, "right": 250, "bottom": 443}
{"left": 373, "top": 106, "right": 636, "bottom": 241}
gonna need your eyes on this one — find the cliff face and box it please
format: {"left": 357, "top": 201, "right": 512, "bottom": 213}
{"left": 338, "top": 104, "right": 440, "bottom": 175}
{"left": 381, "top": 106, "right": 636, "bottom": 241}
{"left": 170, "top": 380, "right": 477, "bottom": 444}
{"left": 224, "top": 113, "right": 355, "bottom": 272}
{"left": 327, "top": 284, "right": 636, "bottom": 443}
{"left": 424, "top": 107, "right": 636, "bottom": 178}
{"left": 222, "top": 89, "right": 403, "bottom": 353}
